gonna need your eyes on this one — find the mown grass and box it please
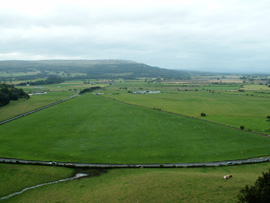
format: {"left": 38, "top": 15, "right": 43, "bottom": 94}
{"left": 104, "top": 90, "right": 270, "bottom": 133}
{"left": 0, "top": 94, "right": 269, "bottom": 164}
{"left": 0, "top": 91, "right": 74, "bottom": 121}
{"left": 5, "top": 163, "right": 270, "bottom": 203}
{"left": 0, "top": 164, "right": 73, "bottom": 198}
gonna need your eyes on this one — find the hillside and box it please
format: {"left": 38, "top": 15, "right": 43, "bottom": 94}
{"left": 0, "top": 60, "right": 190, "bottom": 80}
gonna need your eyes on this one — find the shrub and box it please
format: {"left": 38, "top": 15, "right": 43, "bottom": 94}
{"left": 240, "top": 126, "right": 245, "bottom": 130}
{"left": 201, "top": 113, "right": 206, "bottom": 117}
{"left": 237, "top": 169, "right": 270, "bottom": 203}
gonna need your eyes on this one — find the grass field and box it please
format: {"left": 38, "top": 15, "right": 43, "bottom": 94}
{"left": 0, "top": 94, "right": 269, "bottom": 164}
{"left": 0, "top": 91, "right": 75, "bottom": 121}
{"left": 0, "top": 164, "right": 73, "bottom": 198}
{"left": 3, "top": 163, "right": 270, "bottom": 203}
{"left": 104, "top": 90, "right": 270, "bottom": 133}
{"left": 16, "top": 80, "right": 106, "bottom": 92}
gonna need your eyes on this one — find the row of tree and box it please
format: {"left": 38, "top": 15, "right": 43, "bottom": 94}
{"left": 0, "top": 83, "right": 29, "bottom": 107}
{"left": 16, "top": 76, "right": 65, "bottom": 86}
{"left": 79, "top": 86, "right": 101, "bottom": 94}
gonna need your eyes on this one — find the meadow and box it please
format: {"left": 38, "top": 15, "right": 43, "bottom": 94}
{"left": 0, "top": 79, "right": 105, "bottom": 121}
{"left": 15, "top": 80, "right": 93, "bottom": 92}
{"left": 0, "top": 91, "right": 74, "bottom": 122}
{"left": 0, "top": 94, "right": 269, "bottom": 164}
{"left": 2, "top": 162, "right": 270, "bottom": 202}
{"left": 0, "top": 164, "right": 73, "bottom": 198}
{"left": 103, "top": 84, "right": 270, "bottom": 134}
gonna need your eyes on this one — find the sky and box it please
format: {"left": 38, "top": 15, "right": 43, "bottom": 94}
{"left": 0, "top": 0, "right": 270, "bottom": 73}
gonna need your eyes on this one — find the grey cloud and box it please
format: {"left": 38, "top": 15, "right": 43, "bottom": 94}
{"left": 0, "top": 0, "right": 270, "bottom": 73}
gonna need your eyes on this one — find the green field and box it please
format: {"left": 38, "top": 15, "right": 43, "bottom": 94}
{"left": 2, "top": 163, "right": 270, "bottom": 203}
{"left": 0, "top": 164, "right": 73, "bottom": 198}
{"left": 16, "top": 80, "right": 107, "bottom": 92}
{"left": 0, "top": 91, "right": 75, "bottom": 121}
{"left": 1, "top": 76, "right": 270, "bottom": 202}
{"left": 104, "top": 90, "right": 270, "bottom": 133}
{"left": 0, "top": 94, "right": 269, "bottom": 163}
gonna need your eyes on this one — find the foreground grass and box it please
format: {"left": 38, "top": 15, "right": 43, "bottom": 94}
{"left": 104, "top": 91, "right": 270, "bottom": 133}
{"left": 0, "top": 91, "right": 74, "bottom": 121}
{"left": 0, "top": 94, "right": 269, "bottom": 163}
{"left": 0, "top": 164, "right": 73, "bottom": 198}
{"left": 5, "top": 163, "right": 270, "bottom": 203}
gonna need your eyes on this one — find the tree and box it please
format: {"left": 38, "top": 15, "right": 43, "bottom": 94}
{"left": 238, "top": 169, "right": 270, "bottom": 203}
{"left": 201, "top": 113, "right": 206, "bottom": 117}
{"left": 240, "top": 125, "right": 245, "bottom": 130}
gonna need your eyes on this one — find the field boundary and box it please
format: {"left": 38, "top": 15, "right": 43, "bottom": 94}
{"left": 102, "top": 95, "right": 270, "bottom": 137}
{"left": 0, "top": 91, "right": 79, "bottom": 126}
{"left": 0, "top": 157, "right": 269, "bottom": 168}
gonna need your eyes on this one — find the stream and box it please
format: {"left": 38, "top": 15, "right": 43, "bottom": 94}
{"left": 0, "top": 173, "right": 88, "bottom": 201}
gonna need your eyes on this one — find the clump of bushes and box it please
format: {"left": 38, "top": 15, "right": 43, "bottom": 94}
{"left": 240, "top": 126, "right": 245, "bottom": 130}
{"left": 79, "top": 86, "right": 100, "bottom": 94}
{"left": 0, "top": 83, "right": 29, "bottom": 107}
{"left": 201, "top": 113, "right": 206, "bottom": 117}
{"left": 238, "top": 169, "right": 270, "bottom": 202}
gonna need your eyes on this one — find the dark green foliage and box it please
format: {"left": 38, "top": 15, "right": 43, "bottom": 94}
{"left": 79, "top": 86, "right": 101, "bottom": 94}
{"left": 17, "top": 76, "right": 65, "bottom": 86}
{"left": 267, "top": 116, "right": 270, "bottom": 119}
{"left": 0, "top": 92, "right": 10, "bottom": 106}
{"left": 238, "top": 169, "right": 270, "bottom": 203}
{"left": 0, "top": 83, "right": 29, "bottom": 107}
{"left": 201, "top": 113, "right": 206, "bottom": 117}
{"left": 240, "top": 126, "right": 245, "bottom": 130}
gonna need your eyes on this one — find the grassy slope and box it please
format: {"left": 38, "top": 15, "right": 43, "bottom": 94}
{"left": 5, "top": 163, "right": 270, "bottom": 203}
{"left": 104, "top": 91, "right": 270, "bottom": 133}
{"left": 0, "top": 164, "right": 73, "bottom": 198}
{"left": 0, "top": 94, "right": 269, "bottom": 163}
{"left": 0, "top": 91, "right": 74, "bottom": 121}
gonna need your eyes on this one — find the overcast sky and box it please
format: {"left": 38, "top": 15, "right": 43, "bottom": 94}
{"left": 0, "top": 0, "right": 270, "bottom": 73}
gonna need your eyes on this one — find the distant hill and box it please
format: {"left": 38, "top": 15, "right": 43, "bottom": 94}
{"left": 0, "top": 60, "right": 190, "bottom": 80}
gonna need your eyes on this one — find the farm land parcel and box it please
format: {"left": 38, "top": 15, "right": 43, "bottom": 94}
{"left": 0, "top": 94, "right": 269, "bottom": 164}
{"left": 104, "top": 84, "right": 270, "bottom": 134}
{"left": 1, "top": 163, "right": 270, "bottom": 203}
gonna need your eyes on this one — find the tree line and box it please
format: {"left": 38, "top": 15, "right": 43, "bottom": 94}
{"left": 16, "top": 76, "right": 65, "bottom": 86}
{"left": 79, "top": 86, "right": 101, "bottom": 94}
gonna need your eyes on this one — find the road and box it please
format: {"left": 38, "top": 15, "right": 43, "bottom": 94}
{"left": 0, "top": 157, "right": 269, "bottom": 168}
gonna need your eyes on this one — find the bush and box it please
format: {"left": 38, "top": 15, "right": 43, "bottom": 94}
{"left": 267, "top": 116, "right": 270, "bottom": 119}
{"left": 238, "top": 169, "right": 270, "bottom": 203}
{"left": 201, "top": 113, "right": 206, "bottom": 117}
{"left": 240, "top": 126, "right": 245, "bottom": 130}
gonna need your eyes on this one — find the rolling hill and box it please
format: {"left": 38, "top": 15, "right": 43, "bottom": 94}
{"left": 0, "top": 60, "right": 190, "bottom": 80}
